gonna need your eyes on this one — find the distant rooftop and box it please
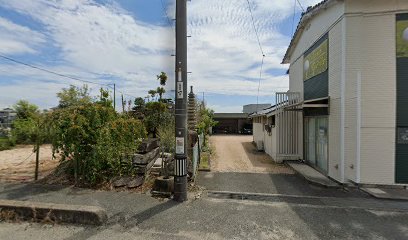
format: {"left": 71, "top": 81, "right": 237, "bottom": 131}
{"left": 214, "top": 113, "right": 248, "bottom": 119}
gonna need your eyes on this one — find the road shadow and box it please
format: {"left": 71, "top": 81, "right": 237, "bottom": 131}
{"left": 64, "top": 200, "right": 178, "bottom": 240}
{"left": 0, "top": 182, "right": 69, "bottom": 200}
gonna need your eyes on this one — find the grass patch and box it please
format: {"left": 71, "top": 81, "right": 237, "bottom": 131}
{"left": 199, "top": 137, "right": 214, "bottom": 170}
{"left": 199, "top": 152, "right": 210, "bottom": 170}
{"left": 0, "top": 138, "right": 15, "bottom": 151}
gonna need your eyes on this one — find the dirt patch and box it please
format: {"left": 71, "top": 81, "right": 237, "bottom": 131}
{"left": 0, "top": 145, "right": 59, "bottom": 182}
{"left": 210, "top": 135, "right": 294, "bottom": 174}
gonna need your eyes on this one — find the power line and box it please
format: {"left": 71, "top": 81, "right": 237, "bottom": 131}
{"left": 291, "top": 0, "right": 297, "bottom": 37}
{"left": 159, "top": 0, "right": 174, "bottom": 29}
{"left": 0, "top": 52, "right": 139, "bottom": 100}
{"left": 296, "top": 0, "right": 305, "bottom": 12}
{"left": 256, "top": 55, "right": 265, "bottom": 112}
{"left": 245, "top": 0, "right": 266, "bottom": 112}
{"left": 0, "top": 53, "right": 112, "bottom": 88}
{"left": 245, "top": 0, "right": 265, "bottom": 56}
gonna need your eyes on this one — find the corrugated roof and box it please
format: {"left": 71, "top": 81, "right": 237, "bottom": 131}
{"left": 282, "top": 0, "right": 337, "bottom": 64}
{"left": 249, "top": 105, "right": 276, "bottom": 118}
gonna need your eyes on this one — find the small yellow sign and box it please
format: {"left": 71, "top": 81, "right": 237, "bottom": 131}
{"left": 304, "top": 39, "right": 328, "bottom": 81}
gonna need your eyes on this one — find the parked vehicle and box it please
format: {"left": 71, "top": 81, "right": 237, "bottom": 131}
{"left": 242, "top": 124, "right": 252, "bottom": 135}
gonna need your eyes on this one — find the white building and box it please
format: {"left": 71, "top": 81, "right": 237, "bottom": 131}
{"left": 251, "top": 0, "right": 408, "bottom": 186}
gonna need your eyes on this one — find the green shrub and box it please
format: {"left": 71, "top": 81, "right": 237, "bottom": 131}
{"left": 49, "top": 103, "right": 147, "bottom": 185}
{"left": 157, "top": 116, "right": 175, "bottom": 153}
{"left": 0, "top": 138, "right": 15, "bottom": 151}
{"left": 95, "top": 118, "right": 147, "bottom": 180}
{"left": 10, "top": 118, "right": 37, "bottom": 144}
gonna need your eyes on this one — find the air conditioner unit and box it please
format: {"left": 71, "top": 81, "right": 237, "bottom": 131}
{"left": 256, "top": 141, "right": 264, "bottom": 151}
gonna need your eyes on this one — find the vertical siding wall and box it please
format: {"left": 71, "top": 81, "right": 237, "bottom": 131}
{"left": 360, "top": 14, "right": 396, "bottom": 185}
{"left": 289, "top": 2, "right": 345, "bottom": 180}
{"left": 252, "top": 117, "right": 278, "bottom": 161}
{"left": 253, "top": 120, "right": 264, "bottom": 146}
{"left": 288, "top": 0, "right": 408, "bottom": 184}
{"left": 344, "top": 15, "right": 362, "bottom": 183}
{"left": 328, "top": 19, "right": 343, "bottom": 182}
{"left": 344, "top": 0, "right": 408, "bottom": 184}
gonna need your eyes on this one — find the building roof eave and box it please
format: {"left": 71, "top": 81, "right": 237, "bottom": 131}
{"left": 282, "top": 0, "right": 340, "bottom": 64}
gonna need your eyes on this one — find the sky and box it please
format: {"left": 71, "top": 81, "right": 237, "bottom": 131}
{"left": 0, "top": 0, "right": 321, "bottom": 113}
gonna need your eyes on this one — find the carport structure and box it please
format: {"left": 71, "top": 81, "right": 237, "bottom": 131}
{"left": 212, "top": 113, "right": 251, "bottom": 134}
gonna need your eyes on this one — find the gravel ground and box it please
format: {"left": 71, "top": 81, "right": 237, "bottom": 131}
{"left": 210, "top": 135, "right": 293, "bottom": 174}
{"left": 0, "top": 145, "right": 59, "bottom": 182}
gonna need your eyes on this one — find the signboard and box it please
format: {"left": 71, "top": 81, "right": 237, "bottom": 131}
{"left": 176, "top": 137, "right": 185, "bottom": 154}
{"left": 304, "top": 39, "right": 328, "bottom": 81}
{"left": 397, "top": 20, "right": 408, "bottom": 58}
{"left": 177, "top": 82, "right": 183, "bottom": 99}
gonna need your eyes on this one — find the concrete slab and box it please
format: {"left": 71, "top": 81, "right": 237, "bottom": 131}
{"left": 197, "top": 172, "right": 365, "bottom": 198}
{"left": 0, "top": 199, "right": 107, "bottom": 225}
{"left": 361, "top": 187, "right": 408, "bottom": 201}
{"left": 286, "top": 161, "right": 340, "bottom": 188}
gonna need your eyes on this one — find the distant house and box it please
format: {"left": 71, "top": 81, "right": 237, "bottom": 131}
{"left": 251, "top": 0, "right": 408, "bottom": 186}
{"left": 0, "top": 108, "right": 17, "bottom": 126}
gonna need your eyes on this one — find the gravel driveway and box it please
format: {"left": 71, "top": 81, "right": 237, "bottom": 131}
{"left": 210, "top": 135, "right": 293, "bottom": 174}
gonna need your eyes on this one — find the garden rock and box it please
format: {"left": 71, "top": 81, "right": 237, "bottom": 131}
{"left": 137, "top": 138, "right": 159, "bottom": 154}
{"left": 127, "top": 176, "right": 144, "bottom": 188}
{"left": 112, "top": 177, "right": 132, "bottom": 188}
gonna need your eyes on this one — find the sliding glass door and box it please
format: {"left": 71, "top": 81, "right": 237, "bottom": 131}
{"left": 304, "top": 117, "right": 328, "bottom": 173}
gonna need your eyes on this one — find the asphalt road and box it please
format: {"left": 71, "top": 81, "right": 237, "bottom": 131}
{"left": 0, "top": 183, "right": 407, "bottom": 240}
{"left": 0, "top": 137, "right": 407, "bottom": 239}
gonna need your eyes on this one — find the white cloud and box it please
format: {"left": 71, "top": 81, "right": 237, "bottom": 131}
{"left": 0, "top": 0, "right": 323, "bottom": 111}
{"left": 0, "top": 17, "right": 46, "bottom": 54}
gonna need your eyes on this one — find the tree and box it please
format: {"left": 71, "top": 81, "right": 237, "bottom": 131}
{"left": 56, "top": 85, "right": 91, "bottom": 108}
{"left": 148, "top": 90, "right": 157, "bottom": 100}
{"left": 157, "top": 72, "right": 168, "bottom": 86}
{"left": 144, "top": 102, "right": 172, "bottom": 138}
{"left": 196, "top": 106, "right": 218, "bottom": 146}
{"left": 11, "top": 100, "right": 51, "bottom": 146}
{"left": 96, "top": 88, "right": 113, "bottom": 108}
{"left": 49, "top": 103, "right": 147, "bottom": 185}
{"left": 156, "top": 87, "right": 166, "bottom": 101}
{"left": 132, "top": 97, "right": 145, "bottom": 119}
{"left": 13, "top": 100, "right": 39, "bottom": 120}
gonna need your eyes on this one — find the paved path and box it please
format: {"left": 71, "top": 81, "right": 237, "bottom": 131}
{"left": 0, "top": 183, "right": 408, "bottom": 240}
{"left": 197, "top": 172, "right": 365, "bottom": 198}
{"left": 210, "top": 135, "right": 292, "bottom": 174}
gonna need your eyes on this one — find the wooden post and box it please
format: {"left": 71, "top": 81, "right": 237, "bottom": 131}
{"left": 34, "top": 120, "right": 40, "bottom": 181}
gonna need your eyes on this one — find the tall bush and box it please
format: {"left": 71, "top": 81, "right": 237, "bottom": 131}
{"left": 49, "top": 103, "right": 146, "bottom": 185}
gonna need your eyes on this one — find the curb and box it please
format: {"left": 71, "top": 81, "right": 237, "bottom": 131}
{"left": 0, "top": 199, "right": 107, "bottom": 225}
{"left": 360, "top": 188, "right": 408, "bottom": 201}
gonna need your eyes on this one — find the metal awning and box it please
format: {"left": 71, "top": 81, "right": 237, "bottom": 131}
{"left": 283, "top": 97, "right": 329, "bottom": 111}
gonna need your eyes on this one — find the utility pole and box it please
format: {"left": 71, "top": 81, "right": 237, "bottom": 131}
{"left": 202, "top": 92, "right": 205, "bottom": 106}
{"left": 174, "top": 0, "right": 188, "bottom": 202}
{"left": 34, "top": 119, "right": 40, "bottom": 181}
{"left": 113, "top": 83, "right": 116, "bottom": 111}
{"left": 121, "top": 94, "right": 125, "bottom": 113}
